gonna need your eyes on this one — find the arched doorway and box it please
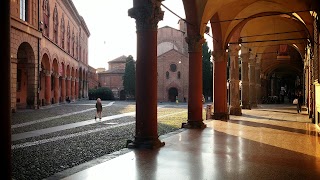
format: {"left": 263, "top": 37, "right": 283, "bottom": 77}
{"left": 16, "top": 42, "right": 36, "bottom": 109}
{"left": 168, "top": 87, "right": 178, "bottom": 102}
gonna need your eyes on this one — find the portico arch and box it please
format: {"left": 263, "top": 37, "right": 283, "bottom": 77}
{"left": 16, "top": 42, "right": 36, "bottom": 109}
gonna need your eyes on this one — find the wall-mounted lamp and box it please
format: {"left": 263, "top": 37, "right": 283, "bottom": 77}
{"left": 39, "top": 21, "right": 43, "bottom": 32}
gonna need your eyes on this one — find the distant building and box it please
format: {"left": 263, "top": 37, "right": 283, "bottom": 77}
{"left": 96, "top": 21, "right": 189, "bottom": 102}
{"left": 88, "top": 66, "right": 99, "bottom": 90}
{"left": 157, "top": 20, "right": 189, "bottom": 102}
{"left": 96, "top": 68, "right": 106, "bottom": 73}
{"left": 97, "top": 55, "right": 127, "bottom": 99}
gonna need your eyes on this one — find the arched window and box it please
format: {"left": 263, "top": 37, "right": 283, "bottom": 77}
{"left": 67, "top": 22, "right": 70, "bottom": 53}
{"left": 76, "top": 36, "right": 78, "bottom": 59}
{"left": 178, "top": 71, "right": 181, "bottom": 79}
{"left": 53, "top": 4, "right": 59, "bottom": 44}
{"left": 79, "top": 29, "right": 82, "bottom": 61}
{"left": 72, "top": 30, "right": 75, "bottom": 57}
{"left": 61, "top": 14, "right": 65, "bottom": 49}
{"left": 166, "top": 71, "right": 169, "bottom": 79}
{"left": 43, "top": 0, "right": 50, "bottom": 37}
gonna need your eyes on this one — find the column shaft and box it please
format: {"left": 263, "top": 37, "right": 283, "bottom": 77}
{"left": 241, "top": 53, "right": 250, "bottom": 109}
{"left": 213, "top": 51, "right": 229, "bottom": 120}
{"left": 71, "top": 78, "right": 75, "bottom": 100}
{"left": 67, "top": 78, "right": 71, "bottom": 98}
{"left": 75, "top": 79, "right": 79, "bottom": 100}
{"left": 182, "top": 35, "right": 206, "bottom": 128}
{"left": 1, "top": 0, "right": 12, "bottom": 178}
{"left": 249, "top": 58, "right": 257, "bottom": 107}
{"left": 255, "top": 65, "right": 261, "bottom": 104}
{"left": 45, "top": 73, "right": 51, "bottom": 105}
{"left": 229, "top": 45, "right": 241, "bottom": 115}
{"left": 127, "top": 0, "right": 165, "bottom": 148}
{"left": 61, "top": 77, "right": 66, "bottom": 102}
{"left": 54, "top": 75, "right": 59, "bottom": 103}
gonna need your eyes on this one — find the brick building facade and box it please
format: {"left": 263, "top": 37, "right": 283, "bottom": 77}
{"left": 98, "top": 55, "right": 127, "bottom": 99}
{"left": 157, "top": 21, "right": 189, "bottom": 102}
{"left": 88, "top": 66, "right": 99, "bottom": 90}
{"left": 10, "top": 0, "right": 90, "bottom": 112}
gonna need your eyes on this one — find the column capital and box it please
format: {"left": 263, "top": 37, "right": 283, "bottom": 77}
{"left": 44, "top": 70, "right": 52, "bottom": 76}
{"left": 240, "top": 53, "right": 250, "bottom": 62}
{"left": 228, "top": 44, "right": 240, "bottom": 57}
{"left": 212, "top": 50, "right": 227, "bottom": 62}
{"left": 185, "top": 35, "right": 205, "bottom": 52}
{"left": 249, "top": 57, "right": 256, "bottom": 65}
{"left": 53, "top": 72, "right": 60, "bottom": 78}
{"left": 128, "top": 0, "right": 164, "bottom": 31}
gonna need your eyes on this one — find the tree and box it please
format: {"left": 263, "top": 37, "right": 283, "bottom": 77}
{"left": 202, "top": 41, "right": 213, "bottom": 99}
{"left": 123, "top": 55, "right": 136, "bottom": 99}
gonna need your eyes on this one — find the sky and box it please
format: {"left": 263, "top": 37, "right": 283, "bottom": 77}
{"left": 73, "top": 0, "right": 212, "bottom": 69}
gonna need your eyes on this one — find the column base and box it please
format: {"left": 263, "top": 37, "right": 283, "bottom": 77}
{"left": 213, "top": 112, "right": 229, "bottom": 120}
{"left": 181, "top": 120, "right": 206, "bottom": 129}
{"left": 126, "top": 136, "right": 165, "bottom": 149}
{"left": 229, "top": 107, "right": 242, "bottom": 116}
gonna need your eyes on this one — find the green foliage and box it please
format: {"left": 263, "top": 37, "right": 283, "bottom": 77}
{"left": 88, "top": 87, "right": 114, "bottom": 100}
{"left": 123, "top": 55, "right": 136, "bottom": 99}
{"left": 202, "top": 41, "right": 213, "bottom": 98}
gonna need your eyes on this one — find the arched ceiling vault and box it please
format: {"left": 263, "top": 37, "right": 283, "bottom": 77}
{"left": 183, "top": 0, "right": 314, "bottom": 53}
{"left": 182, "top": 0, "right": 317, "bottom": 61}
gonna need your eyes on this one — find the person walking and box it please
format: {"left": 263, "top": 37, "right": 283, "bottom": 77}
{"left": 95, "top": 98, "right": 102, "bottom": 121}
{"left": 297, "top": 92, "right": 303, "bottom": 113}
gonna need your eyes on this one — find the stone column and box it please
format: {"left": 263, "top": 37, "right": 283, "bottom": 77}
{"left": 67, "top": 77, "right": 71, "bottom": 99}
{"left": 61, "top": 76, "right": 66, "bottom": 102}
{"left": 1, "top": 0, "right": 12, "bottom": 177}
{"left": 75, "top": 78, "right": 79, "bottom": 100}
{"left": 79, "top": 79, "right": 83, "bottom": 98}
{"left": 84, "top": 80, "right": 88, "bottom": 98}
{"left": 229, "top": 44, "right": 242, "bottom": 115}
{"left": 45, "top": 71, "right": 51, "bottom": 105}
{"left": 213, "top": 50, "right": 229, "bottom": 120}
{"left": 127, "top": 0, "right": 165, "bottom": 148}
{"left": 240, "top": 52, "right": 250, "bottom": 109}
{"left": 255, "top": 60, "right": 261, "bottom": 104}
{"left": 270, "top": 74, "right": 275, "bottom": 96}
{"left": 71, "top": 77, "right": 75, "bottom": 100}
{"left": 54, "top": 73, "right": 59, "bottom": 103}
{"left": 182, "top": 35, "right": 206, "bottom": 128}
{"left": 249, "top": 56, "right": 257, "bottom": 107}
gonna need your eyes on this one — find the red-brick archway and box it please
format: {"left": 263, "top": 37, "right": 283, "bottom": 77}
{"left": 16, "top": 42, "right": 36, "bottom": 109}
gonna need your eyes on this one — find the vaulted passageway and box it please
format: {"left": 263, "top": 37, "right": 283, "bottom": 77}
{"left": 125, "top": 0, "right": 319, "bottom": 149}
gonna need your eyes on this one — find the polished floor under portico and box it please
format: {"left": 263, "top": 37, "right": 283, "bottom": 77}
{"left": 51, "top": 104, "right": 320, "bottom": 180}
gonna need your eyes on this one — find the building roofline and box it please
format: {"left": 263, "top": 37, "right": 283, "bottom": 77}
{"left": 63, "top": 0, "right": 90, "bottom": 36}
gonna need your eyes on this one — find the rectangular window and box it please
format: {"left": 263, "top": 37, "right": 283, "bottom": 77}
{"left": 20, "top": 0, "right": 28, "bottom": 21}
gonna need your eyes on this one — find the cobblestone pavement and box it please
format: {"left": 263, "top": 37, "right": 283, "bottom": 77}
{"left": 12, "top": 100, "right": 192, "bottom": 180}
